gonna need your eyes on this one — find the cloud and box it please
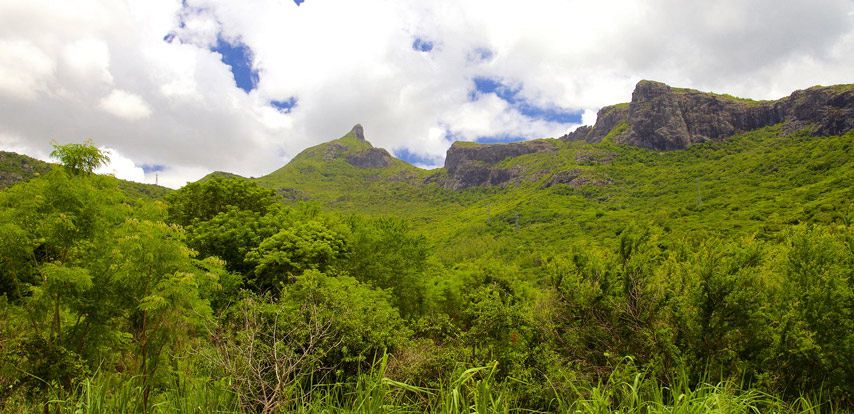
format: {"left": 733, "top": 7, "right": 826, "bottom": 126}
{"left": 63, "top": 38, "right": 113, "bottom": 85}
{"left": 0, "top": 0, "right": 851, "bottom": 188}
{"left": 99, "top": 89, "right": 152, "bottom": 120}
{"left": 0, "top": 39, "right": 55, "bottom": 99}
{"left": 96, "top": 147, "right": 147, "bottom": 182}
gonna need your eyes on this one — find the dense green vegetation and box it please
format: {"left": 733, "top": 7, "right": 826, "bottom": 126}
{"left": 0, "top": 128, "right": 851, "bottom": 413}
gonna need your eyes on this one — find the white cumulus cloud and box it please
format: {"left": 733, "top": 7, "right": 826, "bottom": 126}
{"left": 99, "top": 89, "right": 152, "bottom": 121}
{"left": 95, "top": 147, "right": 146, "bottom": 182}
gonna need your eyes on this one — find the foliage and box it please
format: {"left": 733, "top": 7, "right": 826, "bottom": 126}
{"left": 345, "top": 217, "right": 431, "bottom": 317}
{"left": 245, "top": 221, "right": 350, "bottom": 294}
{"left": 165, "top": 176, "right": 280, "bottom": 226}
{"left": 49, "top": 140, "right": 110, "bottom": 176}
{"left": 1, "top": 130, "right": 853, "bottom": 412}
{"left": 186, "top": 207, "right": 283, "bottom": 275}
{"left": 212, "top": 272, "right": 408, "bottom": 412}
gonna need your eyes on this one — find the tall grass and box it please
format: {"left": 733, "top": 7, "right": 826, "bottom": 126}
{"left": 13, "top": 360, "right": 846, "bottom": 414}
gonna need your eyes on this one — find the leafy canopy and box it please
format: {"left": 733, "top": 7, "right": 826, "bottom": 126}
{"left": 165, "top": 177, "right": 280, "bottom": 226}
{"left": 50, "top": 140, "right": 110, "bottom": 175}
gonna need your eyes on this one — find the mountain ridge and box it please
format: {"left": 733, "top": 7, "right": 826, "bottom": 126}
{"left": 256, "top": 80, "right": 852, "bottom": 192}
{"left": 562, "top": 80, "right": 854, "bottom": 149}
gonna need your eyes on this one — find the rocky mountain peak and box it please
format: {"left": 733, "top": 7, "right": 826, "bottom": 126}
{"left": 351, "top": 124, "right": 366, "bottom": 141}
{"left": 562, "top": 81, "right": 854, "bottom": 150}
{"left": 286, "top": 125, "right": 396, "bottom": 169}
{"left": 632, "top": 79, "right": 672, "bottom": 100}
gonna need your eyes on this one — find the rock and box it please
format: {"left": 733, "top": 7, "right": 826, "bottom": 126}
{"left": 322, "top": 143, "right": 347, "bottom": 161}
{"left": 574, "top": 149, "right": 617, "bottom": 165}
{"left": 542, "top": 169, "right": 610, "bottom": 189}
{"left": 561, "top": 80, "right": 854, "bottom": 150}
{"left": 351, "top": 124, "right": 366, "bottom": 141}
{"left": 542, "top": 169, "right": 582, "bottom": 188}
{"left": 444, "top": 140, "right": 556, "bottom": 174}
{"left": 562, "top": 125, "right": 591, "bottom": 141}
{"left": 346, "top": 148, "right": 393, "bottom": 168}
{"left": 441, "top": 140, "right": 556, "bottom": 189}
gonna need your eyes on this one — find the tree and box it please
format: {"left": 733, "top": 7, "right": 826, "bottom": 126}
{"left": 0, "top": 165, "right": 125, "bottom": 401}
{"left": 49, "top": 140, "right": 110, "bottom": 176}
{"left": 213, "top": 272, "right": 408, "bottom": 413}
{"left": 187, "top": 207, "right": 284, "bottom": 275}
{"left": 245, "top": 221, "right": 350, "bottom": 294}
{"left": 108, "top": 218, "right": 223, "bottom": 411}
{"left": 346, "top": 217, "right": 430, "bottom": 317}
{"left": 165, "top": 177, "right": 280, "bottom": 226}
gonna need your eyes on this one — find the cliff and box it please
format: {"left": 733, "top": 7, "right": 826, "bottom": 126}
{"left": 562, "top": 80, "right": 854, "bottom": 150}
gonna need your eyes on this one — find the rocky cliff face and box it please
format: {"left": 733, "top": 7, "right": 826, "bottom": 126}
{"left": 346, "top": 148, "right": 393, "bottom": 168}
{"left": 437, "top": 140, "right": 556, "bottom": 189}
{"left": 562, "top": 80, "right": 854, "bottom": 150}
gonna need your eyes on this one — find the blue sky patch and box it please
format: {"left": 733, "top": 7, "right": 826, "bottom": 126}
{"left": 469, "top": 47, "right": 494, "bottom": 62}
{"left": 212, "top": 37, "right": 259, "bottom": 93}
{"left": 394, "top": 148, "right": 442, "bottom": 167}
{"left": 142, "top": 164, "right": 167, "bottom": 174}
{"left": 412, "top": 38, "right": 434, "bottom": 52}
{"left": 271, "top": 97, "right": 298, "bottom": 113}
{"left": 470, "top": 76, "right": 582, "bottom": 124}
{"left": 475, "top": 134, "right": 528, "bottom": 144}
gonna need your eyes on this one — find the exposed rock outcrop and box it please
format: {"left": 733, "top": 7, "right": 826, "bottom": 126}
{"left": 346, "top": 148, "right": 393, "bottom": 168}
{"left": 541, "top": 169, "right": 610, "bottom": 189}
{"left": 439, "top": 140, "right": 556, "bottom": 189}
{"left": 563, "top": 104, "right": 629, "bottom": 144}
{"left": 562, "top": 80, "right": 854, "bottom": 150}
{"left": 351, "top": 124, "right": 366, "bottom": 141}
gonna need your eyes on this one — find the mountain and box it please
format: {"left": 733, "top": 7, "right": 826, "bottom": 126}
{"left": 0, "top": 151, "right": 52, "bottom": 189}
{"left": 248, "top": 81, "right": 852, "bottom": 259}
{"left": 0, "top": 150, "right": 170, "bottom": 199}
{"left": 255, "top": 124, "right": 429, "bottom": 205}
{"left": 562, "top": 80, "right": 854, "bottom": 149}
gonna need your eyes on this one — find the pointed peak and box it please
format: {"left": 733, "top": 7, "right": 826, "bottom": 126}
{"left": 351, "top": 124, "right": 365, "bottom": 140}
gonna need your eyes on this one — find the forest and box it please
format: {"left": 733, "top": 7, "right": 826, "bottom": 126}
{"left": 0, "top": 135, "right": 851, "bottom": 413}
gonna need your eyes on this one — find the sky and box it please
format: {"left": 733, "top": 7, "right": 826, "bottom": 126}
{"left": 0, "top": 0, "right": 852, "bottom": 188}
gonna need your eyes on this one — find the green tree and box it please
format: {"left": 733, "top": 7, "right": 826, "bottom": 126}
{"left": 165, "top": 177, "right": 280, "bottom": 226}
{"left": 213, "top": 271, "right": 408, "bottom": 412}
{"left": 187, "top": 207, "right": 285, "bottom": 275}
{"left": 108, "top": 218, "right": 222, "bottom": 410}
{"left": 0, "top": 165, "right": 126, "bottom": 399}
{"left": 49, "top": 139, "right": 110, "bottom": 176}
{"left": 245, "top": 221, "right": 350, "bottom": 294}
{"left": 774, "top": 225, "right": 853, "bottom": 400}
{"left": 346, "top": 217, "right": 430, "bottom": 317}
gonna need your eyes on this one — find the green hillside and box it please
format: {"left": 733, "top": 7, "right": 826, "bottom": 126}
{"left": 0, "top": 150, "right": 171, "bottom": 199}
{"left": 254, "top": 124, "right": 853, "bottom": 266}
{"left": 0, "top": 151, "right": 52, "bottom": 189}
{"left": 256, "top": 125, "right": 431, "bottom": 204}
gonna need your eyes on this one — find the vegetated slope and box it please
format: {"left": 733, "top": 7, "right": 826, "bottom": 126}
{"left": 0, "top": 151, "right": 52, "bottom": 189}
{"left": 0, "top": 150, "right": 171, "bottom": 199}
{"left": 253, "top": 82, "right": 854, "bottom": 266}
{"left": 255, "top": 124, "right": 431, "bottom": 207}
